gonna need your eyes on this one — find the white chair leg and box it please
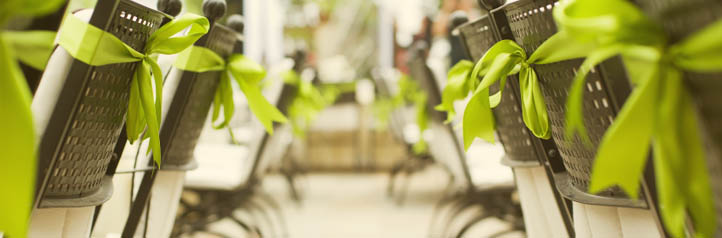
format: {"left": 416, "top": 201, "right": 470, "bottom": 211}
{"left": 576, "top": 203, "right": 624, "bottom": 238}
{"left": 531, "top": 167, "right": 570, "bottom": 238}
{"left": 29, "top": 207, "right": 94, "bottom": 238}
{"left": 514, "top": 167, "right": 551, "bottom": 238}
{"left": 145, "top": 171, "right": 186, "bottom": 238}
{"left": 617, "top": 207, "right": 662, "bottom": 238}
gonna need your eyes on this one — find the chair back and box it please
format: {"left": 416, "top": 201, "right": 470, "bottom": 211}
{"left": 159, "top": 24, "right": 238, "bottom": 170}
{"left": 33, "top": 0, "right": 170, "bottom": 208}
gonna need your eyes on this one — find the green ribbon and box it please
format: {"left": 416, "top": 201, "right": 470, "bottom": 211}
{"left": 173, "top": 46, "right": 288, "bottom": 134}
{"left": 452, "top": 34, "right": 585, "bottom": 150}
{"left": 396, "top": 74, "right": 429, "bottom": 154}
{"left": 0, "top": 0, "right": 63, "bottom": 237}
{"left": 2, "top": 31, "right": 57, "bottom": 70}
{"left": 435, "top": 59, "right": 476, "bottom": 124}
{"left": 282, "top": 70, "right": 339, "bottom": 138}
{"left": 555, "top": 0, "right": 720, "bottom": 236}
{"left": 57, "top": 13, "right": 210, "bottom": 166}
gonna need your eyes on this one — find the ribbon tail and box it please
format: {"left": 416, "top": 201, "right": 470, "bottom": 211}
{"left": 589, "top": 64, "right": 659, "bottom": 197}
{"left": 147, "top": 58, "right": 163, "bottom": 122}
{"left": 236, "top": 76, "right": 288, "bottom": 135}
{"left": 463, "top": 86, "right": 495, "bottom": 150}
{"left": 213, "top": 72, "right": 234, "bottom": 129}
{"left": 136, "top": 62, "right": 162, "bottom": 166}
{"left": 519, "top": 67, "right": 550, "bottom": 139}
{"left": 0, "top": 36, "right": 36, "bottom": 238}
{"left": 3, "top": 30, "right": 57, "bottom": 70}
{"left": 679, "top": 90, "right": 717, "bottom": 238}
{"left": 211, "top": 83, "right": 222, "bottom": 125}
{"left": 126, "top": 77, "right": 145, "bottom": 143}
{"left": 654, "top": 69, "right": 716, "bottom": 237}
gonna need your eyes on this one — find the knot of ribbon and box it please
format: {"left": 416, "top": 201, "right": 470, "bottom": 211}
{"left": 1, "top": 0, "right": 67, "bottom": 236}
{"left": 57, "top": 13, "right": 210, "bottom": 166}
{"left": 554, "top": 0, "right": 722, "bottom": 236}
{"left": 173, "top": 45, "right": 288, "bottom": 135}
{"left": 441, "top": 34, "right": 582, "bottom": 150}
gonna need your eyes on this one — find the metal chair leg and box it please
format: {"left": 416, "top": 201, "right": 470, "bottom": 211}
{"left": 387, "top": 157, "right": 408, "bottom": 197}
{"left": 255, "top": 192, "right": 290, "bottom": 238}
{"left": 454, "top": 213, "right": 494, "bottom": 238}
{"left": 244, "top": 199, "right": 278, "bottom": 237}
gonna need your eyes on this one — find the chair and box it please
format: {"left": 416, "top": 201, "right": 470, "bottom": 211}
{"left": 376, "top": 71, "right": 439, "bottom": 204}
{"left": 633, "top": 0, "right": 722, "bottom": 235}
{"left": 405, "top": 42, "right": 522, "bottom": 238}
{"left": 454, "top": 9, "right": 574, "bottom": 237}
{"left": 172, "top": 73, "right": 297, "bottom": 237}
{"left": 28, "top": 0, "right": 170, "bottom": 236}
{"left": 490, "top": 0, "right": 665, "bottom": 236}
{"left": 90, "top": 1, "right": 243, "bottom": 237}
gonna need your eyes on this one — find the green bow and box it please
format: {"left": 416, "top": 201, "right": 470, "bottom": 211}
{"left": 282, "top": 70, "right": 339, "bottom": 137}
{"left": 454, "top": 34, "right": 585, "bottom": 150}
{"left": 396, "top": 74, "right": 429, "bottom": 154}
{"left": 555, "top": 0, "right": 720, "bottom": 236}
{"left": 0, "top": 0, "right": 64, "bottom": 236}
{"left": 174, "top": 46, "right": 288, "bottom": 134}
{"left": 58, "top": 13, "right": 210, "bottom": 166}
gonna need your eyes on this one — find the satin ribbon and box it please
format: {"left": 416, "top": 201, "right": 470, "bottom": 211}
{"left": 436, "top": 59, "right": 476, "bottom": 124}
{"left": 174, "top": 46, "right": 288, "bottom": 135}
{"left": 453, "top": 34, "right": 584, "bottom": 150}
{"left": 555, "top": 0, "right": 720, "bottom": 236}
{"left": 0, "top": 0, "right": 64, "bottom": 236}
{"left": 57, "top": 13, "right": 210, "bottom": 166}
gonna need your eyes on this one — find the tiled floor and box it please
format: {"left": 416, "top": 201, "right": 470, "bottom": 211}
{"left": 197, "top": 166, "right": 522, "bottom": 238}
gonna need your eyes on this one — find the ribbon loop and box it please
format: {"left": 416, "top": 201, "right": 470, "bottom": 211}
{"left": 459, "top": 39, "right": 555, "bottom": 149}
{"left": 174, "top": 46, "right": 288, "bottom": 134}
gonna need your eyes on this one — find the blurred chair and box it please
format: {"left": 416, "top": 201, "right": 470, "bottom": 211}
{"left": 404, "top": 41, "right": 522, "bottom": 238}
{"left": 454, "top": 8, "right": 574, "bottom": 237}
{"left": 28, "top": 0, "right": 170, "bottom": 236}
{"left": 90, "top": 1, "right": 244, "bottom": 237}
{"left": 171, "top": 76, "right": 296, "bottom": 237}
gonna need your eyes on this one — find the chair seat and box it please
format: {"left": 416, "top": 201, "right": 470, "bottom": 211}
{"left": 466, "top": 142, "right": 515, "bottom": 189}
{"left": 184, "top": 143, "right": 251, "bottom": 191}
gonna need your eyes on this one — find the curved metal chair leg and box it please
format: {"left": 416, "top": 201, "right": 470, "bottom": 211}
{"left": 387, "top": 157, "right": 408, "bottom": 197}
{"left": 245, "top": 199, "right": 278, "bottom": 237}
{"left": 441, "top": 198, "right": 481, "bottom": 237}
{"left": 255, "top": 192, "right": 290, "bottom": 238}
{"left": 428, "top": 192, "right": 464, "bottom": 236}
{"left": 454, "top": 213, "right": 494, "bottom": 238}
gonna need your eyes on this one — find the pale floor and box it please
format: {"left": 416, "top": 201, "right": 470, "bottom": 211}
{"left": 197, "top": 166, "right": 521, "bottom": 238}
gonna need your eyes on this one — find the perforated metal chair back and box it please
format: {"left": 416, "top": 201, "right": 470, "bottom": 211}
{"left": 160, "top": 24, "right": 238, "bottom": 170}
{"left": 34, "top": 0, "right": 169, "bottom": 208}
{"left": 492, "top": 0, "right": 646, "bottom": 207}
